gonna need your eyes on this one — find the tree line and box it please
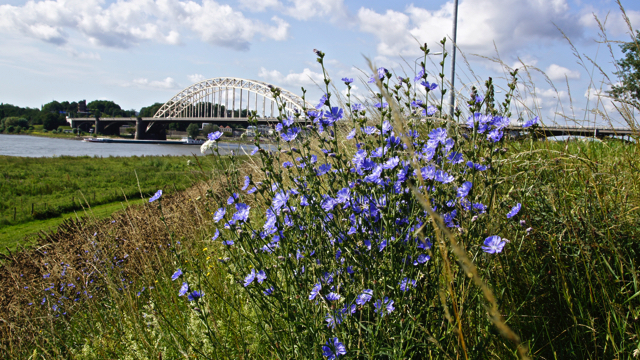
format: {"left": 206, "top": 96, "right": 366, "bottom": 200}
{"left": 0, "top": 100, "right": 137, "bottom": 132}
{"left": 1, "top": 99, "right": 247, "bottom": 135}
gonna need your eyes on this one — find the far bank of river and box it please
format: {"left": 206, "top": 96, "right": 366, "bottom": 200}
{"left": 0, "top": 134, "right": 266, "bottom": 157}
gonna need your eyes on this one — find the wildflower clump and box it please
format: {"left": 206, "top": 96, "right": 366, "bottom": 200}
{"left": 199, "top": 45, "right": 532, "bottom": 358}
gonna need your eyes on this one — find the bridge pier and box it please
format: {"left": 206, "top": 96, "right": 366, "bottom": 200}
{"left": 135, "top": 118, "right": 166, "bottom": 140}
{"left": 135, "top": 118, "right": 146, "bottom": 140}
{"left": 95, "top": 118, "right": 104, "bottom": 135}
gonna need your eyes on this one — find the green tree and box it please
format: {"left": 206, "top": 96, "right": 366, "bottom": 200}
{"left": 87, "top": 100, "right": 126, "bottom": 117}
{"left": 202, "top": 124, "right": 219, "bottom": 136}
{"left": 2, "top": 117, "right": 29, "bottom": 128}
{"left": 610, "top": 30, "right": 640, "bottom": 106}
{"left": 43, "top": 113, "right": 65, "bottom": 130}
{"left": 139, "top": 103, "right": 164, "bottom": 117}
{"left": 42, "top": 100, "right": 64, "bottom": 114}
{"left": 186, "top": 123, "right": 200, "bottom": 139}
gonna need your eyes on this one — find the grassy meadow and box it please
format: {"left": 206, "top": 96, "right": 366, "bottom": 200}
{"left": 0, "top": 155, "right": 220, "bottom": 252}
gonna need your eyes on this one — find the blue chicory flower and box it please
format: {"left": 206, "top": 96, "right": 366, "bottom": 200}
{"left": 281, "top": 127, "right": 300, "bottom": 142}
{"left": 242, "top": 176, "right": 251, "bottom": 191}
{"left": 399, "top": 278, "right": 417, "bottom": 292}
{"left": 487, "top": 129, "right": 503, "bottom": 142}
{"left": 309, "top": 283, "right": 322, "bottom": 300}
{"left": 149, "top": 190, "right": 162, "bottom": 203}
{"left": 346, "top": 128, "right": 356, "bottom": 139}
{"left": 457, "top": 181, "right": 473, "bottom": 198}
{"left": 171, "top": 269, "right": 183, "bottom": 281}
{"left": 356, "top": 289, "right": 373, "bottom": 305}
{"left": 523, "top": 116, "right": 539, "bottom": 128}
{"left": 187, "top": 291, "right": 202, "bottom": 301}
{"left": 506, "top": 203, "right": 521, "bottom": 218}
{"left": 322, "top": 337, "right": 347, "bottom": 360}
{"left": 482, "top": 235, "right": 506, "bottom": 254}
{"left": 272, "top": 191, "right": 289, "bottom": 211}
{"left": 232, "top": 203, "right": 250, "bottom": 222}
{"left": 317, "top": 164, "right": 332, "bottom": 176}
{"left": 316, "top": 94, "right": 328, "bottom": 109}
{"left": 227, "top": 193, "right": 239, "bottom": 204}
{"left": 256, "top": 270, "right": 267, "bottom": 283}
{"left": 213, "top": 208, "right": 225, "bottom": 222}
{"left": 178, "top": 282, "right": 189, "bottom": 296}
{"left": 373, "top": 297, "right": 395, "bottom": 316}
{"left": 413, "top": 254, "right": 430, "bottom": 265}
{"left": 368, "top": 67, "right": 388, "bottom": 83}
{"left": 326, "top": 292, "right": 341, "bottom": 301}
{"left": 208, "top": 131, "right": 223, "bottom": 141}
{"left": 420, "top": 81, "right": 438, "bottom": 90}
{"left": 244, "top": 269, "right": 257, "bottom": 287}
{"left": 362, "top": 126, "right": 379, "bottom": 136}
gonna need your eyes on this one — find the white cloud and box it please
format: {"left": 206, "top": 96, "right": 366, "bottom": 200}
{"left": 580, "top": 8, "right": 640, "bottom": 37}
{"left": 283, "top": 0, "right": 348, "bottom": 21}
{"left": 188, "top": 74, "right": 206, "bottom": 83}
{"left": 258, "top": 67, "right": 324, "bottom": 86}
{"left": 239, "top": 0, "right": 282, "bottom": 12}
{"left": 546, "top": 64, "right": 581, "bottom": 81}
{"left": 0, "top": 0, "right": 290, "bottom": 50}
{"left": 66, "top": 48, "right": 101, "bottom": 60}
{"left": 584, "top": 87, "right": 617, "bottom": 113}
{"left": 133, "top": 77, "right": 180, "bottom": 90}
{"left": 239, "top": 0, "right": 348, "bottom": 21}
{"left": 357, "top": 0, "right": 584, "bottom": 58}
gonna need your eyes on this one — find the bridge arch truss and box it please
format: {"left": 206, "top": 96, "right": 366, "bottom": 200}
{"left": 153, "top": 77, "right": 312, "bottom": 120}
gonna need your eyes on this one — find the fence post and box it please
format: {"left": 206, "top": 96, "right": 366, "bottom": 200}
{"left": 14, "top": 207, "right": 16, "bottom": 221}
{"left": 31, "top": 203, "right": 34, "bottom": 215}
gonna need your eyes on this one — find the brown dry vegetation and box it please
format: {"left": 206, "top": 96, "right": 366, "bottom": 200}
{"left": 0, "top": 177, "right": 231, "bottom": 356}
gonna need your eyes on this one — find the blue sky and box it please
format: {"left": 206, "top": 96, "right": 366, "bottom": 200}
{"left": 0, "top": 0, "right": 638, "bottom": 125}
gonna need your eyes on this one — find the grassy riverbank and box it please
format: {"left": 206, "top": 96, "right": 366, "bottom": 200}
{"left": 0, "top": 154, "right": 224, "bottom": 251}
{"left": 0, "top": 198, "right": 146, "bottom": 253}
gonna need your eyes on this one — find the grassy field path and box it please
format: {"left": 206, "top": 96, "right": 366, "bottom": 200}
{"left": 0, "top": 198, "right": 146, "bottom": 253}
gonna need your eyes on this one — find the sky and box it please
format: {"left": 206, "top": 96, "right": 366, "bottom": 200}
{"left": 0, "top": 0, "right": 638, "bottom": 126}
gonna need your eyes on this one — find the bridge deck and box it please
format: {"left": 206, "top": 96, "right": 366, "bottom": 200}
{"left": 69, "top": 118, "right": 636, "bottom": 136}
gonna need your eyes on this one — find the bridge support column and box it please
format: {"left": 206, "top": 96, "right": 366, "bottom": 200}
{"left": 95, "top": 118, "right": 104, "bottom": 135}
{"left": 135, "top": 118, "right": 146, "bottom": 140}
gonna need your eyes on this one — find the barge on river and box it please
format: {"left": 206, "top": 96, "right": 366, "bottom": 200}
{"left": 82, "top": 137, "right": 205, "bottom": 145}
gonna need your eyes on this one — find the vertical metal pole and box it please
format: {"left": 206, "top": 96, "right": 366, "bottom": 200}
{"left": 225, "top": 87, "right": 228, "bottom": 118}
{"left": 232, "top": 88, "right": 236, "bottom": 118}
{"left": 255, "top": 92, "right": 258, "bottom": 116}
{"left": 449, "top": 0, "right": 459, "bottom": 120}
{"left": 271, "top": 100, "right": 274, "bottom": 118}
{"left": 263, "top": 95, "right": 266, "bottom": 118}
{"left": 240, "top": 87, "right": 243, "bottom": 118}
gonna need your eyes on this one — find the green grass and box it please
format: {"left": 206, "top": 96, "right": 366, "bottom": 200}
{"left": 0, "top": 198, "right": 146, "bottom": 253}
{"left": 0, "top": 155, "right": 202, "bottom": 228}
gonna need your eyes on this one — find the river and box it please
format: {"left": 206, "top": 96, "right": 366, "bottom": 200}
{"left": 0, "top": 135, "right": 263, "bottom": 157}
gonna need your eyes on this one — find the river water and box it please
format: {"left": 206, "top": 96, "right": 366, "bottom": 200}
{"left": 0, "top": 135, "right": 262, "bottom": 157}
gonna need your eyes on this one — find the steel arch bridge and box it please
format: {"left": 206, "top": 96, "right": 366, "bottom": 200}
{"left": 153, "top": 77, "right": 312, "bottom": 120}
